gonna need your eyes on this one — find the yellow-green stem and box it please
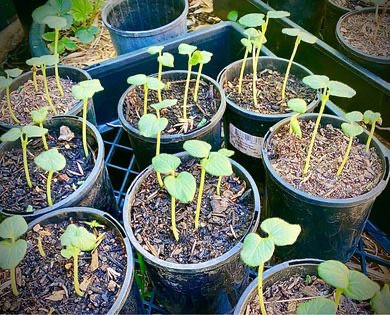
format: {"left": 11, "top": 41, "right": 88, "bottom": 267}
{"left": 258, "top": 263, "right": 267, "bottom": 315}
{"left": 143, "top": 84, "right": 148, "bottom": 115}
{"left": 10, "top": 267, "right": 19, "bottom": 296}
{"left": 6, "top": 86, "right": 20, "bottom": 123}
{"left": 37, "top": 237, "right": 46, "bottom": 257}
{"left": 238, "top": 44, "right": 250, "bottom": 94}
{"left": 252, "top": 44, "right": 258, "bottom": 108}
{"left": 21, "top": 135, "right": 32, "bottom": 188}
{"left": 156, "top": 130, "right": 164, "bottom": 187}
{"left": 281, "top": 36, "right": 301, "bottom": 100}
{"left": 54, "top": 29, "right": 64, "bottom": 97}
{"left": 42, "top": 65, "right": 57, "bottom": 114}
{"left": 82, "top": 98, "right": 88, "bottom": 157}
{"left": 195, "top": 167, "right": 206, "bottom": 229}
{"left": 335, "top": 288, "right": 343, "bottom": 308}
{"left": 157, "top": 57, "right": 163, "bottom": 102}
{"left": 171, "top": 196, "right": 179, "bottom": 241}
{"left": 47, "top": 170, "right": 54, "bottom": 206}
{"left": 216, "top": 176, "right": 222, "bottom": 196}
{"left": 193, "top": 63, "right": 203, "bottom": 102}
{"left": 366, "top": 122, "right": 376, "bottom": 153}
{"left": 32, "top": 66, "right": 38, "bottom": 92}
{"left": 39, "top": 122, "right": 49, "bottom": 150}
{"left": 183, "top": 63, "right": 192, "bottom": 120}
{"left": 73, "top": 249, "right": 84, "bottom": 296}
{"left": 254, "top": 18, "right": 268, "bottom": 66}
{"left": 337, "top": 136, "right": 353, "bottom": 176}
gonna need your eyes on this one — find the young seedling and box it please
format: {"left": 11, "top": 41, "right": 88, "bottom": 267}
{"left": 71, "top": 79, "right": 104, "bottom": 157}
{"left": 281, "top": 28, "right": 316, "bottom": 100}
{"left": 287, "top": 98, "right": 307, "bottom": 139}
{"left": 337, "top": 111, "right": 364, "bottom": 176}
{"left": 370, "top": 284, "right": 390, "bottom": 314}
{"left": 34, "top": 148, "right": 66, "bottom": 206}
{"left": 241, "top": 218, "right": 301, "bottom": 315}
{"left": 0, "top": 77, "right": 19, "bottom": 123}
{"left": 193, "top": 51, "right": 213, "bottom": 102}
{"left": 0, "top": 215, "right": 28, "bottom": 296}
{"left": 26, "top": 57, "right": 42, "bottom": 92}
{"left": 60, "top": 224, "right": 97, "bottom": 296}
{"left": 31, "top": 106, "right": 50, "bottom": 150}
{"left": 363, "top": 110, "right": 382, "bottom": 153}
{"left": 371, "top": 0, "right": 387, "bottom": 42}
{"left": 39, "top": 55, "right": 59, "bottom": 114}
{"left": 302, "top": 75, "right": 356, "bottom": 175}
{"left": 84, "top": 220, "right": 105, "bottom": 229}
{"left": 215, "top": 148, "right": 235, "bottom": 196}
{"left": 183, "top": 140, "right": 233, "bottom": 228}
{"left": 0, "top": 126, "right": 48, "bottom": 188}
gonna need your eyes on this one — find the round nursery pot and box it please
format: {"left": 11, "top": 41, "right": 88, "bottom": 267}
{"left": 102, "top": 0, "right": 188, "bottom": 55}
{"left": 336, "top": 7, "right": 390, "bottom": 82}
{"left": 323, "top": 0, "right": 350, "bottom": 48}
{"left": 118, "top": 70, "right": 226, "bottom": 170}
{"left": 0, "top": 65, "right": 97, "bottom": 132}
{"left": 261, "top": 113, "right": 390, "bottom": 262}
{"left": 123, "top": 152, "right": 261, "bottom": 314}
{"left": 0, "top": 116, "right": 118, "bottom": 222}
{"left": 218, "top": 56, "right": 320, "bottom": 182}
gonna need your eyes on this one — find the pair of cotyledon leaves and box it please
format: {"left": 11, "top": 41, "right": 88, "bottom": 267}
{"left": 60, "top": 224, "right": 97, "bottom": 258}
{"left": 71, "top": 79, "right": 104, "bottom": 100}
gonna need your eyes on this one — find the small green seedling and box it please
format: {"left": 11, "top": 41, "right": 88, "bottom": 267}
{"left": 241, "top": 218, "right": 301, "bottom": 315}
{"left": 371, "top": 0, "right": 387, "bottom": 42}
{"left": 184, "top": 140, "right": 233, "bottom": 228}
{"left": 1, "top": 68, "right": 23, "bottom": 123}
{"left": 60, "top": 224, "right": 97, "bottom": 296}
{"left": 193, "top": 51, "right": 213, "bottom": 102}
{"left": 1, "top": 126, "right": 48, "bottom": 188}
{"left": 0, "top": 215, "right": 28, "bottom": 296}
{"left": 370, "top": 284, "right": 390, "bottom": 314}
{"left": 287, "top": 98, "right": 307, "bottom": 139}
{"left": 363, "top": 110, "right": 382, "bottom": 153}
{"left": 71, "top": 79, "right": 104, "bottom": 157}
{"left": 215, "top": 148, "right": 235, "bottom": 196}
{"left": 26, "top": 57, "right": 42, "bottom": 92}
{"left": 281, "top": 28, "right": 316, "bottom": 100}
{"left": 34, "top": 148, "right": 66, "bottom": 206}
{"left": 302, "top": 75, "right": 356, "bottom": 175}
{"left": 39, "top": 55, "right": 59, "bottom": 114}
{"left": 31, "top": 106, "right": 50, "bottom": 150}
{"left": 84, "top": 220, "right": 105, "bottom": 229}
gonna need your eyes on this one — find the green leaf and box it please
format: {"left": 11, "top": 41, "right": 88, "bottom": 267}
{"left": 72, "top": 84, "right": 92, "bottom": 99}
{"left": 42, "top": 15, "right": 67, "bottom": 29}
{"left": 70, "top": 0, "right": 93, "bottom": 23}
{"left": 363, "top": 110, "right": 382, "bottom": 125}
{"left": 0, "top": 76, "right": 12, "bottom": 89}
{"left": 49, "top": 39, "right": 65, "bottom": 54}
{"left": 244, "top": 27, "right": 259, "bottom": 39}
{"left": 288, "top": 98, "right": 307, "bottom": 114}
{"left": 158, "top": 52, "right": 174, "bottom": 67}
{"left": 26, "top": 57, "right": 42, "bottom": 66}
{"left": 164, "top": 171, "right": 196, "bottom": 203}
{"left": 0, "top": 128, "right": 22, "bottom": 142}
{"left": 267, "top": 10, "right": 290, "bottom": 19}
{"left": 152, "top": 153, "right": 181, "bottom": 174}
{"left": 42, "top": 31, "right": 56, "bottom": 41}
{"left": 341, "top": 123, "right": 363, "bottom": 138}
{"left": 31, "top": 107, "right": 49, "bottom": 124}
{"left": 227, "top": 10, "right": 238, "bottom": 22}
{"left": 151, "top": 99, "right": 177, "bottom": 111}
{"left": 62, "top": 37, "right": 77, "bottom": 51}
{"left": 300, "top": 32, "right": 317, "bottom": 44}
{"left": 60, "top": 223, "right": 97, "bottom": 252}
{"left": 345, "top": 111, "right": 363, "bottom": 123}
{"left": 302, "top": 75, "right": 330, "bottom": 90}
{"left": 241, "top": 38, "right": 253, "bottom": 49}
{"left": 370, "top": 284, "right": 390, "bottom": 314}
{"left": 328, "top": 81, "right": 356, "bottom": 98}
{"left": 344, "top": 270, "right": 380, "bottom": 301}
{"left": 218, "top": 148, "right": 235, "bottom": 157}
{"left": 260, "top": 218, "right": 301, "bottom": 246}
{"left": 79, "top": 79, "right": 104, "bottom": 93}
{"left": 40, "top": 54, "right": 59, "bottom": 66}
{"left": 282, "top": 27, "right": 301, "bottom": 37}
{"left": 241, "top": 233, "right": 275, "bottom": 267}
{"left": 34, "top": 148, "right": 66, "bottom": 172}
{"left": 0, "top": 239, "right": 27, "bottom": 269}
{"left": 50, "top": 0, "right": 72, "bottom": 15}
{"left": 22, "top": 125, "right": 48, "bottom": 138}
{"left": 61, "top": 245, "right": 78, "bottom": 258}
{"left": 189, "top": 50, "right": 202, "bottom": 66}
{"left": 138, "top": 114, "right": 168, "bottom": 137}
{"left": 5, "top": 68, "right": 23, "bottom": 78}
{"left": 318, "top": 260, "right": 349, "bottom": 290}
{"left": 75, "top": 25, "right": 99, "bottom": 44}
{"left": 32, "top": 4, "right": 58, "bottom": 24}
{"left": 127, "top": 74, "right": 147, "bottom": 86}
{"left": 297, "top": 297, "right": 337, "bottom": 315}
{"left": 252, "top": 35, "right": 267, "bottom": 48}
{"left": 147, "top": 45, "right": 164, "bottom": 55}
{"left": 183, "top": 140, "right": 211, "bottom": 158}
{"left": 238, "top": 13, "right": 265, "bottom": 27}
{"left": 198, "top": 51, "right": 213, "bottom": 64}
{"left": 201, "top": 152, "right": 233, "bottom": 177}
{"left": 290, "top": 115, "right": 302, "bottom": 139}
{"left": 146, "top": 77, "right": 165, "bottom": 90}
{"left": 178, "top": 43, "right": 197, "bottom": 55}
{"left": 0, "top": 215, "right": 28, "bottom": 241}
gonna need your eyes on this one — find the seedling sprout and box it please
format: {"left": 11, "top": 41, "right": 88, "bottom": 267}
{"left": 363, "top": 110, "right": 382, "bottom": 153}
{"left": 39, "top": 55, "right": 59, "bottom": 114}
{"left": 26, "top": 57, "right": 41, "bottom": 92}
{"left": 370, "top": 284, "right": 390, "bottom": 314}
{"left": 31, "top": 106, "right": 50, "bottom": 150}
{"left": 287, "top": 98, "right": 307, "bottom": 139}
{"left": 215, "top": 148, "right": 235, "bottom": 196}
{"left": 1, "top": 68, "right": 23, "bottom": 123}
{"left": 193, "top": 51, "right": 213, "bottom": 102}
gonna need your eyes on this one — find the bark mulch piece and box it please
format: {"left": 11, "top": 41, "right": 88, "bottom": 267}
{"left": 130, "top": 158, "right": 254, "bottom": 264}
{"left": 332, "top": 0, "right": 371, "bottom": 10}
{"left": 340, "top": 12, "right": 390, "bottom": 58}
{"left": 124, "top": 79, "right": 220, "bottom": 134}
{"left": 0, "top": 126, "right": 96, "bottom": 213}
{"left": 266, "top": 120, "right": 383, "bottom": 199}
{"left": 0, "top": 218, "right": 126, "bottom": 314}
{"left": 246, "top": 274, "right": 372, "bottom": 314}
{"left": 0, "top": 75, "right": 78, "bottom": 125}
{"left": 223, "top": 69, "right": 316, "bottom": 115}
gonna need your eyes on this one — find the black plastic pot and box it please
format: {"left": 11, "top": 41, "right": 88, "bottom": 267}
{"left": 27, "top": 207, "right": 143, "bottom": 314}
{"left": 218, "top": 56, "right": 320, "bottom": 182}
{"left": 234, "top": 259, "right": 322, "bottom": 315}
{"left": 336, "top": 7, "right": 390, "bottom": 82}
{"left": 323, "top": 0, "right": 350, "bottom": 48}
{"left": 0, "top": 65, "right": 97, "bottom": 132}
{"left": 123, "top": 152, "right": 261, "bottom": 314}
{"left": 262, "top": 113, "right": 390, "bottom": 262}
{"left": 0, "top": 116, "right": 118, "bottom": 222}
{"left": 118, "top": 70, "right": 226, "bottom": 170}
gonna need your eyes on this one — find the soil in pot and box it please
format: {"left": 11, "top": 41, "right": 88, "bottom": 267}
{"left": 130, "top": 158, "right": 254, "bottom": 264}
{"left": 0, "top": 217, "right": 127, "bottom": 314}
{"left": 266, "top": 120, "right": 383, "bottom": 198}
{"left": 332, "top": 0, "right": 371, "bottom": 10}
{"left": 223, "top": 70, "right": 316, "bottom": 114}
{"left": 0, "top": 125, "right": 95, "bottom": 212}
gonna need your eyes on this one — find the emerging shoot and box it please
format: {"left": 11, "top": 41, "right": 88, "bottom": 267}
{"left": 31, "top": 106, "right": 50, "bottom": 150}
{"left": 26, "top": 57, "right": 42, "bottom": 92}
{"left": 363, "top": 110, "right": 382, "bottom": 153}
{"left": 0, "top": 75, "right": 20, "bottom": 124}
{"left": 193, "top": 51, "right": 213, "bottom": 102}
{"left": 287, "top": 98, "right": 307, "bottom": 139}
{"left": 39, "top": 55, "right": 59, "bottom": 114}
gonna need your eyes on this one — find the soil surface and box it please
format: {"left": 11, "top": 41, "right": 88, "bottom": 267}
{"left": 332, "top": 0, "right": 371, "bottom": 10}
{"left": 223, "top": 70, "right": 316, "bottom": 115}
{"left": 246, "top": 274, "right": 372, "bottom": 314}
{"left": 0, "top": 75, "right": 78, "bottom": 125}
{"left": 124, "top": 78, "right": 220, "bottom": 134}
{"left": 266, "top": 120, "right": 383, "bottom": 199}
{"left": 340, "top": 12, "right": 390, "bottom": 58}
{"left": 130, "top": 158, "right": 255, "bottom": 264}
{"left": 0, "top": 218, "right": 126, "bottom": 314}
{"left": 0, "top": 126, "right": 96, "bottom": 212}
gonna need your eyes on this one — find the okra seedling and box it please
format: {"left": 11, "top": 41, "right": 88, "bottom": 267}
{"left": 84, "top": 220, "right": 105, "bottom": 229}
{"left": 31, "top": 106, "right": 50, "bottom": 150}
{"left": 0, "top": 76, "right": 19, "bottom": 123}
{"left": 281, "top": 28, "right": 316, "bottom": 100}
{"left": 193, "top": 51, "right": 213, "bottom": 102}
{"left": 1, "top": 125, "right": 48, "bottom": 188}
{"left": 363, "top": 110, "right": 382, "bottom": 153}
{"left": 370, "top": 284, "right": 390, "bottom": 314}
{"left": 39, "top": 55, "right": 59, "bottom": 114}
{"left": 71, "top": 79, "right": 104, "bottom": 157}
{"left": 0, "top": 215, "right": 28, "bottom": 296}
{"left": 302, "top": 75, "right": 356, "bottom": 175}
{"left": 34, "top": 148, "right": 66, "bottom": 206}
{"left": 241, "top": 218, "right": 301, "bottom": 315}
{"left": 60, "top": 224, "right": 97, "bottom": 296}
{"left": 216, "top": 148, "right": 235, "bottom": 196}
{"left": 26, "top": 57, "right": 42, "bottom": 92}
{"left": 287, "top": 98, "right": 307, "bottom": 139}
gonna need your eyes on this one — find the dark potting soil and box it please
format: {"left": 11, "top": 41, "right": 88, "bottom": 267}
{"left": 0, "top": 126, "right": 95, "bottom": 213}
{"left": 124, "top": 78, "right": 220, "bottom": 134}
{"left": 340, "top": 12, "right": 390, "bottom": 58}
{"left": 130, "top": 158, "right": 254, "bottom": 264}
{"left": 332, "top": 0, "right": 371, "bottom": 10}
{"left": 246, "top": 274, "right": 371, "bottom": 314}
{"left": 223, "top": 69, "right": 316, "bottom": 115}
{"left": 0, "top": 75, "right": 78, "bottom": 125}
{"left": 266, "top": 120, "right": 383, "bottom": 199}
{"left": 0, "top": 218, "right": 127, "bottom": 314}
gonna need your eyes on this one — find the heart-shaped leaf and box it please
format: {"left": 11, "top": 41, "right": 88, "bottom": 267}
{"left": 0, "top": 215, "right": 28, "bottom": 241}
{"left": 75, "top": 26, "right": 99, "bottom": 44}
{"left": 183, "top": 140, "right": 211, "bottom": 158}
{"left": 26, "top": 57, "right": 42, "bottom": 66}
{"left": 5, "top": 68, "right": 23, "bottom": 78}
{"left": 127, "top": 74, "right": 147, "bottom": 86}
{"left": 363, "top": 110, "right": 382, "bottom": 125}
{"left": 300, "top": 32, "right": 317, "bottom": 44}
{"left": 138, "top": 114, "right": 168, "bottom": 137}
{"left": 72, "top": 84, "right": 93, "bottom": 99}
{"left": 178, "top": 43, "right": 197, "bottom": 55}
{"left": 218, "top": 148, "right": 235, "bottom": 157}
{"left": 164, "top": 171, "right": 196, "bottom": 203}
{"left": 345, "top": 111, "right": 363, "bottom": 123}
{"left": 146, "top": 77, "right": 165, "bottom": 90}
{"left": 147, "top": 45, "right": 164, "bottom": 55}
{"left": 198, "top": 51, "right": 213, "bottom": 64}
{"left": 227, "top": 10, "right": 238, "bottom": 22}
{"left": 328, "top": 81, "right": 356, "bottom": 98}
{"left": 151, "top": 99, "right": 177, "bottom": 111}
{"left": 152, "top": 153, "right": 181, "bottom": 174}
{"left": 370, "top": 284, "right": 390, "bottom": 314}
{"left": 290, "top": 115, "right": 302, "bottom": 139}
{"left": 79, "top": 79, "right": 104, "bottom": 93}
{"left": 344, "top": 270, "right": 380, "bottom": 301}
{"left": 238, "top": 13, "right": 265, "bottom": 27}
{"left": 31, "top": 107, "right": 49, "bottom": 124}
{"left": 318, "top": 260, "right": 349, "bottom": 290}
{"left": 60, "top": 224, "right": 96, "bottom": 252}
{"left": 0, "top": 128, "right": 22, "bottom": 142}
{"left": 282, "top": 27, "right": 301, "bottom": 37}
{"left": 241, "top": 38, "right": 253, "bottom": 49}
{"left": 0, "top": 239, "right": 27, "bottom": 269}
{"left": 302, "top": 75, "right": 330, "bottom": 90}
{"left": 42, "top": 31, "right": 55, "bottom": 42}
{"left": 241, "top": 233, "right": 275, "bottom": 266}
{"left": 267, "top": 10, "right": 290, "bottom": 19}
{"left": 34, "top": 148, "right": 66, "bottom": 172}
{"left": 297, "top": 297, "right": 337, "bottom": 315}
{"left": 22, "top": 125, "right": 48, "bottom": 138}
{"left": 158, "top": 52, "right": 174, "bottom": 67}
{"left": 244, "top": 27, "right": 259, "bottom": 39}
{"left": 43, "top": 15, "right": 67, "bottom": 29}
{"left": 189, "top": 50, "right": 202, "bottom": 66}
{"left": 288, "top": 98, "right": 307, "bottom": 114}
{"left": 40, "top": 54, "right": 59, "bottom": 66}
{"left": 341, "top": 123, "right": 363, "bottom": 138}
{"left": 260, "top": 218, "right": 301, "bottom": 246}
{"left": 201, "top": 152, "right": 233, "bottom": 177}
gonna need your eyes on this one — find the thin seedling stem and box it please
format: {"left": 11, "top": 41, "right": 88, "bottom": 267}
{"left": 39, "top": 122, "right": 49, "bottom": 150}
{"left": 216, "top": 176, "right": 222, "bottom": 196}
{"left": 334, "top": 288, "right": 343, "bottom": 308}
{"left": 183, "top": 63, "right": 192, "bottom": 120}
{"left": 157, "top": 54, "right": 163, "bottom": 102}
{"left": 143, "top": 84, "right": 148, "bottom": 115}
{"left": 171, "top": 196, "right": 179, "bottom": 241}
{"left": 73, "top": 248, "right": 84, "bottom": 296}
{"left": 281, "top": 35, "right": 301, "bottom": 100}
{"left": 82, "top": 98, "right": 89, "bottom": 157}
{"left": 10, "top": 267, "right": 19, "bottom": 296}
{"left": 41, "top": 65, "right": 57, "bottom": 114}
{"left": 21, "top": 135, "right": 32, "bottom": 188}
{"left": 54, "top": 29, "right": 64, "bottom": 97}
{"left": 238, "top": 43, "right": 250, "bottom": 94}
{"left": 366, "top": 122, "right": 376, "bottom": 152}
{"left": 194, "top": 167, "right": 206, "bottom": 229}
{"left": 47, "top": 170, "right": 54, "bottom": 206}
{"left": 37, "top": 237, "right": 46, "bottom": 257}
{"left": 6, "top": 86, "right": 20, "bottom": 123}
{"left": 32, "top": 65, "right": 38, "bottom": 92}
{"left": 337, "top": 136, "right": 353, "bottom": 176}
{"left": 252, "top": 44, "right": 258, "bottom": 108}
{"left": 194, "top": 63, "right": 203, "bottom": 102}
{"left": 258, "top": 263, "right": 267, "bottom": 315}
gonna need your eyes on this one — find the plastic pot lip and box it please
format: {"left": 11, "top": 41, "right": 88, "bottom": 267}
{"left": 327, "top": 0, "right": 351, "bottom": 12}
{"left": 122, "top": 151, "right": 261, "bottom": 272}
{"left": 27, "top": 206, "right": 134, "bottom": 313}
{"left": 261, "top": 113, "right": 390, "bottom": 207}
{"left": 218, "top": 56, "right": 321, "bottom": 121}
{"left": 0, "top": 65, "right": 92, "bottom": 130}
{"left": 0, "top": 115, "right": 105, "bottom": 219}
{"left": 102, "top": 0, "right": 189, "bottom": 37}
{"left": 118, "top": 70, "right": 226, "bottom": 144}
{"left": 336, "top": 7, "right": 390, "bottom": 64}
